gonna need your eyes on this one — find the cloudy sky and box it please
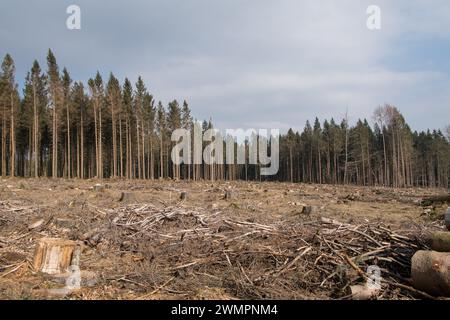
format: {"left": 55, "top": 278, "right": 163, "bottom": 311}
{"left": 1, "top": 0, "right": 449, "bottom": 132}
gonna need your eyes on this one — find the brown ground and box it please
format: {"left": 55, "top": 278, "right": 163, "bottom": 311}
{"left": 0, "top": 178, "right": 448, "bottom": 300}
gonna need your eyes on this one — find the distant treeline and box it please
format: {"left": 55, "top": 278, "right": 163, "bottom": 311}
{"left": 0, "top": 50, "right": 449, "bottom": 187}
{"left": 278, "top": 108, "right": 449, "bottom": 188}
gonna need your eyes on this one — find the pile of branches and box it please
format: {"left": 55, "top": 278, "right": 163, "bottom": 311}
{"left": 105, "top": 203, "right": 432, "bottom": 300}
{"left": 0, "top": 200, "right": 42, "bottom": 246}
{"left": 0, "top": 200, "right": 40, "bottom": 218}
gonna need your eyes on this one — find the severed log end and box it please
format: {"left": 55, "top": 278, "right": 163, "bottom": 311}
{"left": 33, "top": 238, "right": 83, "bottom": 275}
{"left": 412, "top": 250, "right": 450, "bottom": 297}
{"left": 350, "top": 284, "right": 380, "bottom": 300}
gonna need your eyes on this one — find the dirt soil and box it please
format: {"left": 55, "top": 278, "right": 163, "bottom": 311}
{"left": 0, "top": 178, "right": 448, "bottom": 300}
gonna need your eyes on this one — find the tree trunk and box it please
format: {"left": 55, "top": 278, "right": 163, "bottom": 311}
{"left": 33, "top": 81, "right": 39, "bottom": 177}
{"left": 289, "top": 147, "right": 293, "bottom": 183}
{"left": 66, "top": 102, "right": 71, "bottom": 179}
{"left": 141, "top": 123, "right": 146, "bottom": 179}
{"left": 93, "top": 99, "right": 98, "bottom": 178}
{"left": 10, "top": 92, "right": 15, "bottom": 177}
{"left": 52, "top": 89, "right": 58, "bottom": 178}
{"left": 80, "top": 109, "right": 84, "bottom": 179}
{"left": 382, "top": 132, "right": 387, "bottom": 186}
{"left": 98, "top": 103, "right": 103, "bottom": 179}
{"left": 136, "top": 120, "right": 141, "bottom": 179}
{"left": 119, "top": 115, "right": 123, "bottom": 178}
{"left": 1, "top": 109, "right": 6, "bottom": 177}
{"left": 160, "top": 135, "right": 164, "bottom": 178}
{"left": 111, "top": 101, "right": 117, "bottom": 178}
{"left": 125, "top": 117, "right": 129, "bottom": 179}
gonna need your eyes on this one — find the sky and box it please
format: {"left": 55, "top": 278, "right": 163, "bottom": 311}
{"left": 1, "top": 0, "right": 449, "bottom": 133}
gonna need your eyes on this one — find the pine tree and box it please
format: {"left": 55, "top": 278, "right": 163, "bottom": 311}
{"left": 88, "top": 72, "right": 104, "bottom": 179}
{"left": 143, "top": 92, "right": 155, "bottom": 179}
{"left": 167, "top": 100, "right": 182, "bottom": 179}
{"left": 322, "top": 120, "right": 332, "bottom": 183}
{"left": 71, "top": 82, "right": 87, "bottom": 178}
{"left": 313, "top": 118, "right": 323, "bottom": 184}
{"left": 122, "top": 78, "right": 133, "bottom": 178}
{"left": 23, "top": 61, "right": 47, "bottom": 177}
{"left": 181, "top": 100, "right": 193, "bottom": 179}
{"left": 301, "top": 121, "right": 313, "bottom": 182}
{"left": 0, "top": 55, "right": 17, "bottom": 176}
{"left": 61, "top": 68, "right": 72, "bottom": 178}
{"left": 285, "top": 129, "right": 296, "bottom": 182}
{"left": 134, "top": 77, "right": 147, "bottom": 179}
{"left": 1, "top": 52, "right": 449, "bottom": 186}
{"left": 156, "top": 101, "right": 166, "bottom": 179}
{"left": 106, "top": 73, "right": 121, "bottom": 178}
{"left": 47, "top": 49, "right": 61, "bottom": 178}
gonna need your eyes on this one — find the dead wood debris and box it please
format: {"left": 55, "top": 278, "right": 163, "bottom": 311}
{"left": 0, "top": 184, "right": 444, "bottom": 300}
{"left": 101, "top": 203, "right": 434, "bottom": 299}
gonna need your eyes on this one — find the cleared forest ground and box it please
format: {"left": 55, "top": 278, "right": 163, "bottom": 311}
{"left": 0, "top": 179, "right": 448, "bottom": 300}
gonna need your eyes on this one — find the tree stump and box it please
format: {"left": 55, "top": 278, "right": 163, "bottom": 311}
{"left": 412, "top": 250, "right": 450, "bottom": 297}
{"left": 33, "top": 238, "right": 82, "bottom": 275}
{"left": 301, "top": 205, "right": 319, "bottom": 215}
{"left": 118, "top": 192, "right": 136, "bottom": 202}
{"left": 224, "top": 190, "right": 234, "bottom": 200}
{"left": 93, "top": 183, "right": 105, "bottom": 192}
{"left": 180, "top": 192, "right": 188, "bottom": 200}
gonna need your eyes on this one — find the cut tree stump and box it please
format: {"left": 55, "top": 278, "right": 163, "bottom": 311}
{"left": 180, "top": 192, "right": 188, "bottom": 200}
{"left": 301, "top": 205, "right": 319, "bottom": 215}
{"left": 33, "top": 238, "right": 82, "bottom": 275}
{"left": 118, "top": 192, "right": 136, "bottom": 202}
{"left": 93, "top": 184, "right": 105, "bottom": 192}
{"left": 430, "top": 232, "right": 450, "bottom": 252}
{"left": 224, "top": 190, "right": 235, "bottom": 200}
{"left": 411, "top": 250, "right": 450, "bottom": 297}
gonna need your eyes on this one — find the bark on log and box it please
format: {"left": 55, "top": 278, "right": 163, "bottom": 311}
{"left": 420, "top": 195, "right": 450, "bottom": 206}
{"left": 430, "top": 232, "right": 450, "bottom": 252}
{"left": 411, "top": 250, "right": 450, "bottom": 297}
{"left": 33, "top": 238, "right": 82, "bottom": 274}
